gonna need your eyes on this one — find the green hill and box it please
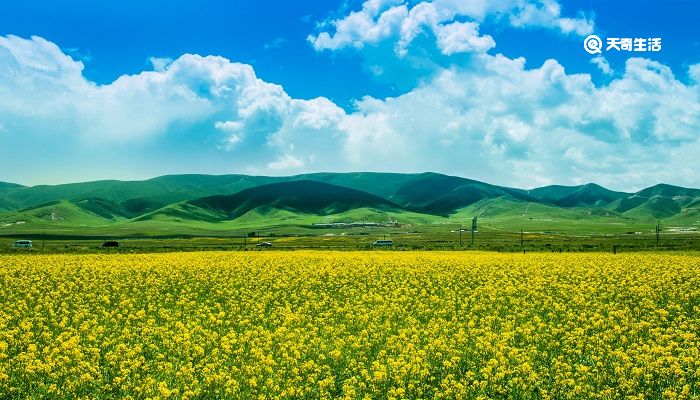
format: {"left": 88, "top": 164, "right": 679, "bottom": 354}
{"left": 606, "top": 184, "right": 700, "bottom": 219}
{"left": 141, "top": 180, "right": 405, "bottom": 222}
{"left": 295, "top": 172, "right": 428, "bottom": 200}
{"left": 0, "top": 200, "right": 118, "bottom": 227}
{"left": 528, "top": 183, "right": 628, "bottom": 207}
{"left": 0, "top": 181, "right": 24, "bottom": 190}
{"left": 71, "top": 198, "right": 133, "bottom": 220}
{"left": 1, "top": 173, "right": 699, "bottom": 237}
{"left": 621, "top": 196, "right": 682, "bottom": 219}
{"left": 0, "top": 175, "right": 283, "bottom": 212}
{"left": 636, "top": 183, "right": 700, "bottom": 198}
{"left": 0, "top": 198, "right": 14, "bottom": 212}
{"left": 302, "top": 172, "right": 533, "bottom": 215}
{"left": 664, "top": 198, "right": 700, "bottom": 226}
{"left": 1, "top": 180, "right": 122, "bottom": 209}
{"left": 0, "top": 181, "right": 24, "bottom": 211}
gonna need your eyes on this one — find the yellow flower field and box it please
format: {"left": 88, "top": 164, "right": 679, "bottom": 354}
{"left": 0, "top": 251, "right": 699, "bottom": 399}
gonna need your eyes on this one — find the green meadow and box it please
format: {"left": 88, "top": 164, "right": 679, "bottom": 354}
{"left": 1, "top": 172, "right": 697, "bottom": 253}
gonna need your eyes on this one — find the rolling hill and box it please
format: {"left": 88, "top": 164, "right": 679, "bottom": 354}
{"left": 529, "top": 183, "right": 628, "bottom": 207}
{"left": 1, "top": 200, "right": 119, "bottom": 227}
{"left": 139, "top": 180, "right": 405, "bottom": 222}
{"left": 636, "top": 183, "right": 700, "bottom": 198}
{"left": 301, "top": 172, "right": 534, "bottom": 215}
{"left": 0, "top": 181, "right": 24, "bottom": 211}
{"left": 0, "top": 181, "right": 23, "bottom": 190}
{"left": 607, "top": 184, "right": 700, "bottom": 220}
{"left": 0, "top": 175, "right": 284, "bottom": 212}
{"left": 1, "top": 173, "right": 699, "bottom": 237}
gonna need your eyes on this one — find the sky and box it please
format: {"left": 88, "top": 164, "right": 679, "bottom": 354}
{"left": 0, "top": 0, "right": 698, "bottom": 191}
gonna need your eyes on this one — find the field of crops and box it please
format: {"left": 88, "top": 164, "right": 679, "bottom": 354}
{"left": 1, "top": 251, "right": 699, "bottom": 399}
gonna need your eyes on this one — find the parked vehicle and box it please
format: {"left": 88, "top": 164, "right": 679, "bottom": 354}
{"left": 256, "top": 241, "right": 273, "bottom": 247}
{"left": 13, "top": 240, "right": 32, "bottom": 248}
{"left": 372, "top": 240, "right": 393, "bottom": 247}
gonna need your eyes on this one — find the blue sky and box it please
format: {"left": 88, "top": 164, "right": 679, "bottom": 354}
{"left": 0, "top": 0, "right": 698, "bottom": 190}
{"left": 0, "top": 0, "right": 400, "bottom": 107}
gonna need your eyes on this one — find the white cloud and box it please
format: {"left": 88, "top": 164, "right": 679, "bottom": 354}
{"left": 508, "top": 0, "right": 593, "bottom": 35}
{"left": 323, "top": 55, "right": 700, "bottom": 189}
{"left": 267, "top": 154, "right": 305, "bottom": 170}
{"left": 689, "top": 63, "right": 700, "bottom": 83}
{"left": 590, "top": 56, "right": 612, "bottom": 75}
{"left": 214, "top": 121, "right": 245, "bottom": 149}
{"left": 434, "top": 21, "right": 495, "bottom": 55}
{"left": 1, "top": 34, "right": 700, "bottom": 191}
{"left": 148, "top": 56, "right": 173, "bottom": 72}
{"left": 264, "top": 38, "right": 288, "bottom": 50}
{"left": 309, "top": 2, "right": 408, "bottom": 51}
{"left": 309, "top": 0, "right": 593, "bottom": 54}
{"left": 0, "top": 35, "right": 298, "bottom": 144}
{"left": 289, "top": 97, "right": 345, "bottom": 130}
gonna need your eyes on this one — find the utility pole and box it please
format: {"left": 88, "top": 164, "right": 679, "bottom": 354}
{"left": 656, "top": 220, "right": 660, "bottom": 247}
{"left": 520, "top": 229, "right": 523, "bottom": 246}
{"left": 471, "top": 217, "right": 477, "bottom": 247}
{"left": 244, "top": 233, "right": 247, "bottom": 250}
{"left": 521, "top": 229, "right": 524, "bottom": 253}
{"left": 459, "top": 225, "right": 463, "bottom": 247}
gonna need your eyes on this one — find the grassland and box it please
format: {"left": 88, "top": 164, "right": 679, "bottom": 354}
{"left": 1, "top": 208, "right": 697, "bottom": 254}
{"left": 1, "top": 251, "right": 699, "bottom": 399}
{"left": 1, "top": 173, "right": 698, "bottom": 252}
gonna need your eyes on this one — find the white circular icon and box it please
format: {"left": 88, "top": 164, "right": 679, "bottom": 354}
{"left": 584, "top": 35, "right": 603, "bottom": 54}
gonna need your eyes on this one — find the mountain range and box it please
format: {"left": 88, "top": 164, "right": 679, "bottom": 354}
{"left": 0, "top": 172, "right": 698, "bottom": 237}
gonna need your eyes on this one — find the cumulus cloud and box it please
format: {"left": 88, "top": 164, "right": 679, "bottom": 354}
{"left": 1, "top": 34, "right": 699, "bottom": 190}
{"left": 689, "top": 63, "right": 700, "bottom": 83}
{"left": 309, "top": 0, "right": 593, "bottom": 55}
{"left": 507, "top": 0, "right": 593, "bottom": 35}
{"left": 267, "top": 154, "right": 305, "bottom": 170}
{"left": 148, "top": 56, "right": 173, "bottom": 72}
{"left": 331, "top": 55, "right": 700, "bottom": 189}
{"left": 590, "top": 55, "right": 613, "bottom": 75}
{"left": 309, "top": 1, "right": 408, "bottom": 51}
{"left": 0, "top": 35, "right": 297, "bottom": 144}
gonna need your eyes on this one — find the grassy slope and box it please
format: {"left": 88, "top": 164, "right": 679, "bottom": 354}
{"left": 528, "top": 183, "right": 628, "bottom": 207}
{"left": 0, "top": 182, "right": 25, "bottom": 211}
{"left": 0, "top": 198, "right": 13, "bottom": 212}
{"left": 0, "top": 200, "right": 118, "bottom": 230}
{"left": 1, "top": 174, "right": 699, "bottom": 238}
{"left": 126, "top": 207, "right": 435, "bottom": 234}
{"left": 301, "top": 172, "right": 533, "bottom": 214}
{"left": 0, "top": 174, "right": 284, "bottom": 212}
{"left": 447, "top": 197, "right": 660, "bottom": 234}
{"left": 135, "top": 181, "right": 409, "bottom": 224}
{"left": 608, "top": 184, "right": 700, "bottom": 220}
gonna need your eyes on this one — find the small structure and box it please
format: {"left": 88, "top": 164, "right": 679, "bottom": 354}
{"left": 256, "top": 241, "right": 273, "bottom": 247}
{"left": 102, "top": 241, "right": 120, "bottom": 248}
{"left": 372, "top": 239, "right": 393, "bottom": 247}
{"left": 13, "top": 240, "right": 32, "bottom": 248}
